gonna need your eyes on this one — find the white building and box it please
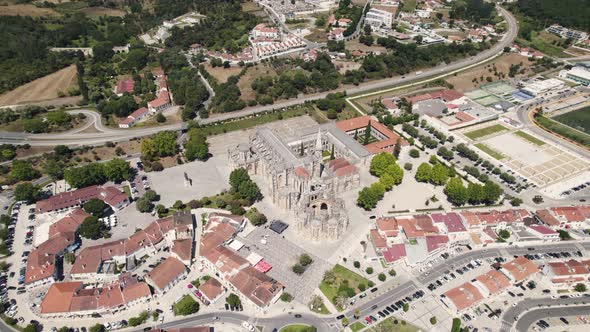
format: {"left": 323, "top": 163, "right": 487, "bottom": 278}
{"left": 520, "top": 78, "right": 565, "bottom": 96}
{"left": 560, "top": 66, "right": 590, "bottom": 86}
{"left": 252, "top": 24, "right": 280, "bottom": 39}
{"left": 365, "top": 8, "right": 393, "bottom": 28}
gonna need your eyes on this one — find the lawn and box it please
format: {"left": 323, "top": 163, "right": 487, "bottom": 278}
{"left": 310, "top": 302, "right": 331, "bottom": 315}
{"left": 554, "top": 106, "right": 590, "bottom": 134}
{"left": 514, "top": 130, "right": 545, "bottom": 146}
{"left": 535, "top": 115, "right": 590, "bottom": 147}
{"left": 401, "top": 0, "right": 417, "bottom": 12}
{"left": 200, "top": 106, "right": 310, "bottom": 136}
{"left": 349, "top": 322, "right": 365, "bottom": 332}
{"left": 464, "top": 124, "right": 508, "bottom": 140}
{"left": 370, "top": 317, "right": 418, "bottom": 332}
{"left": 474, "top": 143, "right": 505, "bottom": 160}
{"left": 319, "top": 264, "right": 370, "bottom": 311}
{"left": 279, "top": 324, "right": 316, "bottom": 332}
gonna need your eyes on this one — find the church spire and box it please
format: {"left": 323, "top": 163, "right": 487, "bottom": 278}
{"left": 315, "top": 127, "right": 322, "bottom": 152}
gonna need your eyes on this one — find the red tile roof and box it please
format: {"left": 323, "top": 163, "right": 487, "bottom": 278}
{"left": 550, "top": 206, "right": 586, "bottom": 222}
{"left": 335, "top": 116, "right": 406, "bottom": 154}
{"left": 370, "top": 229, "right": 387, "bottom": 249}
{"left": 376, "top": 217, "right": 399, "bottom": 237}
{"left": 115, "top": 79, "right": 134, "bottom": 95}
{"left": 382, "top": 244, "right": 406, "bottom": 263}
{"left": 172, "top": 238, "right": 193, "bottom": 262}
{"left": 501, "top": 256, "right": 539, "bottom": 281}
{"left": 475, "top": 270, "right": 510, "bottom": 295}
{"left": 48, "top": 209, "right": 89, "bottom": 237}
{"left": 546, "top": 260, "right": 589, "bottom": 276}
{"left": 444, "top": 282, "right": 484, "bottom": 312}
{"left": 26, "top": 232, "right": 76, "bottom": 284}
{"left": 198, "top": 277, "right": 224, "bottom": 301}
{"left": 425, "top": 235, "right": 449, "bottom": 252}
{"left": 147, "top": 257, "right": 186, "bottom": 291}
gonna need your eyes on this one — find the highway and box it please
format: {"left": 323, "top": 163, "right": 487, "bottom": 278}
{"left": 0, "top": 5, "right": 518, "bottom": 147}
{"left": 136, "top": 241, "right": 590, "bottom": 332}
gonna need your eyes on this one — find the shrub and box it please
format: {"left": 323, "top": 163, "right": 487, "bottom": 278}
{"left": 378, "top": 273, "right": 386, "bottom": 282}
{"left": 365, "top": 267, "right": 373, "bottom": 274}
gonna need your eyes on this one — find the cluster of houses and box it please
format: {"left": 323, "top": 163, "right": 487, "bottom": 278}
{"left": 444, "top": 251, "right": 590, "bottom": 313}
{"left": 199, "top": 212, "right": 285, "bottom": 311}
{"left": 441, "top": 256, "right": 539, "bottom": 313}
{"left": 369, "top": 205, "right": 590, "bottom": 267}
{"left": 28, "top": 182, "right": 196, "bottom": 317}
{"left": 117, "top": 68, "right": 172, "bottom": 129}
{"left": 327, "top": 13, "right": 353, "bottom": 41}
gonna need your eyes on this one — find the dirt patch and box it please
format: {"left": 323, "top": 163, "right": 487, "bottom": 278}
{"left": 237, "top": 64, "right": 278, "bottom": 101}
{"left": 241, "top": 1, "right": 260, "bottom": 12}
{"left": 79, "top": 7, "right": 126, "bottom": 17}
{"left": 334, "top": 60, "right": 362, "bottom": 74}
{"left": 203, "top": 64, "right": 243, "bottom": 84}
{"left": 345, "top": 39, "right": 388, "bottom": 54}
{"left": 445, "top": 53, "right": 533, "bottom": 92}
{"left": 0, "top": 4, "right": 61, "bottom": 17}
{"left": 75, "top": 140, "right": 142, "bottom": 162}
{"left": 15, "top": 146, "right": 55, "bottom": 159}
{"left": 351, "top": 0, "right": 368, "bottom": 6}
{"left": 372, "top": 5, "right": 397, "bottom": 13}
{"left": 305, "top": 28, "right": 329, "bottom": 43}
{"left": 0, "top": 65, "right": 78, "bottom": 106}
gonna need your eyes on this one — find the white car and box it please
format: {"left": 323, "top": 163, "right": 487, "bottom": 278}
{"left": 242, "top": 322, "right": 255, "bottom": 331}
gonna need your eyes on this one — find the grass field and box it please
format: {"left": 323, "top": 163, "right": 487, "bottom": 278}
{"left": 201, "top": 106, "right": 310, "bottom": 136}
{"left": 464, "top": 124, "right": 508, "bottom": 140}
{"left": 203, "top": 63, "right": 243, "bottom": 84}
{"left": 279, "top": 325, "right": 315, "bottom": 332}
{"left": 310, "top": 302, "right": 330, "bottom": 314}
{"left": 514, "top": 130, "right": 545, "bottom": 146}
{"left": 370, "top": 317, "right": 418, "bottom": 332}
{"left": 401, "top": 0, "right": 416, "bottom": 12}
{"left": 0, "top": 65, "right": 78, "bottom": 106}
{"left": 475, "top": 143, "right": 504, "bottom": 160}
{"left": 319, "top": 264, "right": 370, "bottom": 311}
{"left": 554, "top": 107, "right": 590, "bottom": 134}
{"left": 79, "top": 7, "right": 126, "bottom": 17}
{"left": 535, "top": 115, "right": 590, "bottom": 147}
{"left": 0, "top": 4, "right": 61, "bottom": 17}
{"left": 349, "top": 322, "right": 365, "bottom": 332}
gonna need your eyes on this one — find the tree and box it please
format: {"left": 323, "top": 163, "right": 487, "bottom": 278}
{"left": 409, "top": 149, "right": 420, "bottom": 158}
{"left": 300, "top": 254, "right": 313, "bottom": 267}
{"left": 430, "top": 164, "right": 449, "bottom": 185}
{"left": 65, "top": 252, "right": 76, "bottom": 264}
{"left": 510, "top": 197, "right": 523, "bottom": 206}
{"left": 226, "top": 293, "right": 241, "bottom": 307}
{"left": 366, "top": 267, "right": 374, "bottom": 274}
{"left": 280, "top": 292, "right": 293, "bottom": 302}
{"left": 558, "top": 230, "right": 572, "bottom": 240}
{"left": 403, "top": 303, "right": 409, "bottom": 312}
{"left": 353, "top": 261, "right": 360, "bottom": 269}
{"left": 444, "top": 177, "right": 469, "bottom": 206}
{"left": 79, "top": 216, "right": 105, "bottom": 240}
{"left": 482, "top": 181, "right": 502, "bottom": 204}
{"left": 379, "top": 173, "right": 395, "bottom": 191}
{"left": 83, "top": 198, "right": 106, "bottom": 216}
{"left": 245, "top": 208, "right": 267, "bottom": 226}
{"left": 89, "top": 324, "right": 105, "bottom": 332}
{"left": 136, "top": 198, "right": 153, "bottom": 213}
{"left": 430, "top": 316, "right": 437, "bottom": 325}
{"left": 103, "top": 158, "right": 132, "bottom": 183}
{"left": 415, "top": 163, "right": 433, "bottom": 182}
{"left": 14, "top": 183, "right": 40, "bottom": 203}
{"left": 64, "top": 163, "right": 106, "bottom": 188}
{"left": 54, "top": 145, "right": 73, "bottom": 159}
{"left": 173, "top": 295, "right": 200, "bottom": 316}
{"left": 229, "top": 168, "right": 250, "bottom": 192}
{"left": 156, "top": 113, "right": 166, "bottom": 123}
{"left": 498, "top": 229, "right": 510, "bottom": 239}
{"left": 184, "top": 129, "right": 209, "bottom": 161}
{"left": 370, "top": 152, "right": 397, "bottom": 177}
{"left": 378, "top": 273, "right": 386, "bottom": 281}
{"left": 10, "top": 160, "right": 39, "bottom": 182}
{"left": 152, "top": 131, "right": 178, "bottom": 157}
{"left": 58, "top": 327, "right": 71, "bottom": 332}
{"left": 363, "top": 121, "right": 372, "bottom": 145}
{"left": 323, "top": 270, "right": 337, "bottom": 284}
{"left": 23, "top": 324, "right": 37, "bottom": 332}
{"left": 393, "top": 139, "right": 402, "bottom": 158}
{"left": 144, "top": 190, "right": 159, "bottom": 202}
{"left": 533, "top": 195, "right": 544, "bottom": 204}
{"left": 293, "top": 264, "right": 305, "bottom": 275}
{"left": 43, "top": 159, "right": 65, "bottom": 183}
{"left": 310, "top": 295, "right": 324, "bottom": 311}
{"left": 237, "top": 179, "right": 263, "bottom": 204}
{"left": 574, "top": 283, "right": 587, "bottom": 292}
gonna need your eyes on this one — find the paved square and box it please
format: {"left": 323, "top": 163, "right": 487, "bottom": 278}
{"left": 237, "top": 227, "right": 332, "bottom": 304}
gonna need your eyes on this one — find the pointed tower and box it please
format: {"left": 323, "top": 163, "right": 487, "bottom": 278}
{"left": 312, "top": 128, "right": 323, "bottom": 178}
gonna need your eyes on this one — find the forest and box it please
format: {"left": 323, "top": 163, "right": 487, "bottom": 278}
{"left": 513, "top": 0, "right": 590, "bottom": 31}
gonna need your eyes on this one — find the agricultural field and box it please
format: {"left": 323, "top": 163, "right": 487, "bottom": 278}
{"left": 79, "top": 7, "right": 126, "bottom": 17}
{"left": 0, "top": 65, "right": 78, "bottom": 106}
{"left": 0, "top": 4, "right": 61, "bottom": 17}
{"left": 464, "top": 124, "right": 509, "bottom": 140}
{"left": 553, "top": 106, "right": 590, "bottom": 134}
{"left": 445, "top": 53, "right": 533, "bottom": 92}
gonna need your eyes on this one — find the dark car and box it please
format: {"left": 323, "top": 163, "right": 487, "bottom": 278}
{"left": 336, "top": 315, "right": 345, "bottom": 320}
{"left": 370, "top": 287, "right": 378, "bottom": 293}
{"left": 294, "top": 314, "right": 302, "bottom": 318}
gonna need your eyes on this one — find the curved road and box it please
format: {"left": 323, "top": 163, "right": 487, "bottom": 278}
{"left": 0, "top": 6, "right": 518, "bottom": 147}
{"left": 502, "top": 301, "right": 590, "bottom": 332}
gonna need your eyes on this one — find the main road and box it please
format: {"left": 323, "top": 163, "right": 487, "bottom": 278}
{"left": 0, "top": 6, "right": 518, "bottom": 147}
{"left": 133, "top": 241, "right": 590, "bottom": 332}
{"left": 502, "top": 300, "right": 590, "bottom": 332}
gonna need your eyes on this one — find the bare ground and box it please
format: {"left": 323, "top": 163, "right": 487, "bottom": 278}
{"left": 445, "top": 53, "right": 533, "bottom": 92}
{"left": 345, "top": 39, "right": 388, "bottom": 53}
{"left": 0, "top": 65, "right": 78, "bottom": 106}
{"left": 0, "top": 4, "right": 61, "bottom": 17}
{"left": 203, "top": 64, "right": 243, "bottom": 84}
{"left": 79, "top": 7, "right": 126, "bottom": 17}
{"left": 237, "top": 64, "right": 278, "bottom": 101}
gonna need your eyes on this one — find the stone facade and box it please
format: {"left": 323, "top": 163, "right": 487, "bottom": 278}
{"left": 229, "top": 125, "right": 368, "bottom": 241}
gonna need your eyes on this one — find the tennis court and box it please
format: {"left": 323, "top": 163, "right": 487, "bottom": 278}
{"left": 481, "top": 81, "right": 515, "bottom": 95}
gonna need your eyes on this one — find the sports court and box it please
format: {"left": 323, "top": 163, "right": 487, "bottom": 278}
{"left": 481, "top": 131, "right": 590, "bottom": 187}
{"left": 481, "top": 81, "right": 515, "bottom": 95}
